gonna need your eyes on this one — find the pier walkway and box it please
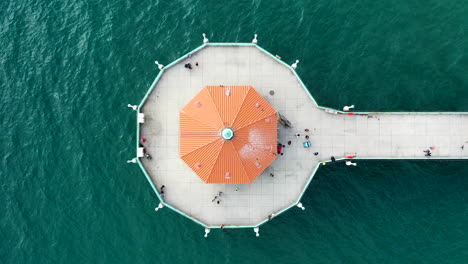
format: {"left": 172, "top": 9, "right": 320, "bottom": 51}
{"left": 139, "top": 44, "right": 468, "bottom": 227}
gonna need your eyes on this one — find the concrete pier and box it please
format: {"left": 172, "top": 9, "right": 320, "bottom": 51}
{"left": 138, "top": 44, "right": 468, "bottom": 227}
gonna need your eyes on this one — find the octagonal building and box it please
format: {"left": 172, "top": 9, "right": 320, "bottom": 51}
{"left": 137, "top": 43, "right": 321, "bottom": 229}
{"left": 180, "top": 85, "right": 278, "bottom": 184}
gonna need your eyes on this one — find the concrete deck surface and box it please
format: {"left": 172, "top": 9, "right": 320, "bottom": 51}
{"left": 139, "top": 45, "right": 468, "bottom": 227}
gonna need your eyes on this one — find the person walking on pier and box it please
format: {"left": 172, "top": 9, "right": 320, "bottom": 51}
{"left": 277, "top": 144, "right": 283, "bottom": 155}
{"left": 212, "top": 192, "right": 223, "bottom": 202}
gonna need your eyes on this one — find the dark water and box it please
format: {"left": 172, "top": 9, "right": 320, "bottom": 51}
{"left": 1, "top": 0, "right": 468, "bottom": 263}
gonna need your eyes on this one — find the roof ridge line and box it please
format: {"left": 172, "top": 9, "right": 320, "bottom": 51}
{"left": 229, "top": 140, "right": 253, "bottom": 183}
{"left": 231, "top": 89, "right": 277, "bottom": 130}
{"left": 205, "top": 86, "right": 229, "bottom": 128}
{"left": 180, "top": 110, "right": 222, "bottom": 131}
{"left": 234, "top": 112, "right": 278, "bottom": 133}
{"left": 228, "top": 85, "right": 251, "bottom": 127}
{"left": 180, "top": 137, "right": 221, "bottom": 158}
{"left": 206, "top": 140, "right": 229, "bottom": 182}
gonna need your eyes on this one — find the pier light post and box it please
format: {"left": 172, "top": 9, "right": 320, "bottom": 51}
{"left": 154, "top": 61, "right": 164, "bottom": 70}
{"left": 202, "top": 33, "right": 209, "bottom": 43}
{"left": 291, "top": 60, "right": 299, "bottom": 69}
{"left": 253, "top": 227, "right": 260, "bottom": 237}
{"left": 252, "top": 34, "right": 258, "bottom": 44}
{"left": 343, "top": 105, "right": 355, "bottom": 111}
{"left": 204, "top": 228, "right": 211, "bottom": 238}
{"left": 154, "top": 203, "right": 164, "bottom": 212}
{"left": 297, "top": 202, "right": 305, "bottom": 210}
{"left": 127, "top": 104, "right": 138, "bottom": 111}
{"left": 127, "top": 158, "right": 137, "bottom": 163}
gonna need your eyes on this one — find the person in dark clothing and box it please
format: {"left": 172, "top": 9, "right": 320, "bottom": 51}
{"left": 331, "top": 156, "right": 336, "bottom": 162}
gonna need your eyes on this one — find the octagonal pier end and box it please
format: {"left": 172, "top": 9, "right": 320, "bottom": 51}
{"left": 132, "top": 41, "right": 468, "bottom": 236}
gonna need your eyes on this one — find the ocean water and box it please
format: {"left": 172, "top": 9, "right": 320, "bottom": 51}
{"left": 1, "top": 0, "right": 468, "bottom": 263}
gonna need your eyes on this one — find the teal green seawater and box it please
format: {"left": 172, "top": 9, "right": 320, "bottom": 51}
{"left": 1, "top": 0, "right": 468, "bottom": 263}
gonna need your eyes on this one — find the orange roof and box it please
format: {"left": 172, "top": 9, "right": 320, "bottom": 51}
{"left": 180, "top": 85, "right": 278, "bottom": 183}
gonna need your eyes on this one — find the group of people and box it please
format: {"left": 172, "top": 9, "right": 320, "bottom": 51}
{"left": 295, "top": 128, "right": 311, "bottom": 141}
{"left": 184, "top": 62, "right": 199, "bottom": 70}
{"left": 140, "top": 138, "right": 153, "bottom": 160}
{"left": 424, "top": 146, "right": 438, "bottom": 157}
{"left": 276, "top": 128, "right": 321, "bottom": 160}
{"left": 283, "top": 129, "right": 318, "bottom": 155}
{"left": 211, "top": 191, "right": 223, "bottom": 204}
